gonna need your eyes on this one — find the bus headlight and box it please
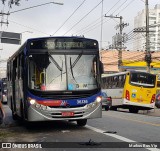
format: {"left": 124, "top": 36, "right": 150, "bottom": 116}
{"left": 30, "top": 99, "right": 36, "bottom": 105}
{"left": 96, "top": 96, "right": 102, "bottom": 103}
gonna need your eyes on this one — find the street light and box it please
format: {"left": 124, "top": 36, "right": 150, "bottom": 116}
{"left": 9, "top": 1, "right": 63, "bottom": 14}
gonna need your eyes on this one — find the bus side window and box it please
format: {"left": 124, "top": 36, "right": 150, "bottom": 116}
{"left": 106, "top": 78, "right": 110, "bottom": 88}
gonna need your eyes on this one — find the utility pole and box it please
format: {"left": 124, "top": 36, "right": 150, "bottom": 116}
{"left": 0, "top": 11, "right": 9, "bottom": 26}
{"left": 105, "top": 15, "right": 128, "bottom": 71}
{"left": 145, "top": 0, "right": 151, "bottom": 73}
{"left": 133, "top": 0, "right": 152, "bottom": 73}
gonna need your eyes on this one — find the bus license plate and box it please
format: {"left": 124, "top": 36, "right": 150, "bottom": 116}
{"left": 62, "top": 112, "right": 74, "bottom": 116}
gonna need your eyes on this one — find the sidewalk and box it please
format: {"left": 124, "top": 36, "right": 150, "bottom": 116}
{"left": 139, "top": 108, "right": 160, "bottom": 117}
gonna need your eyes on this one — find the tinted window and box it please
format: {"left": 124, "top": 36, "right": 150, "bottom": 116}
{"left": 130, "top": 72, "right": 156, "bottom": 88}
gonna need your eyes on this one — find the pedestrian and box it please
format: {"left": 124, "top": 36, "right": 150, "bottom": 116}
{"left": 0, "top": 101, "right": 4, "bottom": 124}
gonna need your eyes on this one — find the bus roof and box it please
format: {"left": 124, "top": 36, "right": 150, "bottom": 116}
{"left": 7, "top": 36, "right": 99, "bottom": 62}
{"left": 26, "top": 36, "right": 98, "bottom": 42}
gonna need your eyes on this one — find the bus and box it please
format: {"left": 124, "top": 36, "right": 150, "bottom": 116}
{"left": 101, "top": 70, "right": 157, "bottom": 113}
{"left": 156, "top": 76, "right": 160, "bottom": 94}
{"left": 155, "top": 77, "right": 160, "bottom": 108}
{"left": 7, "top": 36, "right": 103, "bottom": 126}
{"left": 0, "top": 78, "right": 7, "bottom": 104}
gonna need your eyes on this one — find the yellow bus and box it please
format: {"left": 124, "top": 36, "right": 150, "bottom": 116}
{"left": 156, "top": 79, "right": 160, "bottom": 94}
{"left": 102, "top": 71, "right": 157, "bottom": 113}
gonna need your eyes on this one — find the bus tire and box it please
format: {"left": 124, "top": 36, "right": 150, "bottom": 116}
{"left": 77, "top": 119, "right": 87, "bottom": 127}
{"left": 129, "top": 108, "right": 139, "bottom": 113}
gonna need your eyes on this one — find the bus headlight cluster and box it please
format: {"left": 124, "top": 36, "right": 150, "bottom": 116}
{"left": 96, "top": 96, "right": 102, "bottom": 103}
{"left": 86, "top": 102, "right": 96, "bottom": 109}
{"left": 86, "top": 97, "right": 102, "bottom": 109}
{"left": 28, "top": 98, "right": 47, "bottom": 110}
{"left": 30, "top": 99, "right": 36, "bottom": 105}
{"left": 35, "top": 103, "right": 47, "bottom": 110}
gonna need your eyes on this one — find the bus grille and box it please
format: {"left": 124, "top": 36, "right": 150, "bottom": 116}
{"left": 43, "top": 110, "right": 86, "bottom": 119}
{"left": 48, "top": 105, "right": 86, "bottom": 108}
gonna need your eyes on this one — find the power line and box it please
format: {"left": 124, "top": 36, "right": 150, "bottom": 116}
{"left": 7, "top": 19, "right": 50, "bottom": 35}
{"left": 72, "top": 0, "right": 122, "bottom": 35}
{"left": 74, "top": 0, "right": 133, "bottom": 36}
{"left": 63, "top": 0, "right": 103, "bottom": 36}
{"left": 51, "top": 0, "right": 86, "bottom": 36}
{"left": 116, "top": 0, "right": 136, "bottom": 15}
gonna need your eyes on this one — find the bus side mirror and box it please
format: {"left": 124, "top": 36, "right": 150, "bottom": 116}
{"left": 100, "top": 61, "right": 104, "bottom": 74}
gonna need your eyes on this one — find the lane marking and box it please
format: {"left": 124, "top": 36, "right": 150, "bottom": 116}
{"left": 86, "top": 125, "right": 160, "bottom": 151}
{"left": 105, "top": 114, "right": 160, "bottom": 127}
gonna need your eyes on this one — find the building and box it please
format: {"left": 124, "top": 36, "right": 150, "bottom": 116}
{"left": 133, "top": 4, "right": 160, "bottom": 51}
{"left": 100, "top": 50, "right": 160, "bottom": 74}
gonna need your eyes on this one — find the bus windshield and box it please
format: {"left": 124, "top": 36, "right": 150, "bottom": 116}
{"left": 28, "top": 53, "right": 98, "bottom": 91}
{"left": 130, "top": 72, "right": 156, "bottom": 88}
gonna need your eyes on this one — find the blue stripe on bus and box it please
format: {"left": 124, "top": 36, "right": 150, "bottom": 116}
{"left": 27, "top": 91, "right": 102, "bottom": 106}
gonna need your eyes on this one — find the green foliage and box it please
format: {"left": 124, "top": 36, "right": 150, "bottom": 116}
{"left": 1, "top": 0, "right": 28, "bottom": 8}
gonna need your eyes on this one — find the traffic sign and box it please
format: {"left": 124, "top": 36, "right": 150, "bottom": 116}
{"left": 0, "top": 31, "right": 21, "bottom": 45}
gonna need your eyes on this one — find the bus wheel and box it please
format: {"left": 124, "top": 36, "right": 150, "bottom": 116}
{"left": 77, "top": 119, "right": 87, "bottom": 127}
{"left": 129, "top": 108, "right": 139, "bottom": 113}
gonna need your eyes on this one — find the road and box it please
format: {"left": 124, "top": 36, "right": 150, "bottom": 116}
{"left": 0, "top": 105, "right": 160, "bottom": 151}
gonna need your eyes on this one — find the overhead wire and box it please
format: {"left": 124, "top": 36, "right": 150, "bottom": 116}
{"left": 7, "top": 19, "right": 50, "bottom": 35}
{"left": 116, "top": 0, "right": 136, "bottom": 16}
{"left": 79, "top": 0, "right": 134, "bottom": 35}
{"left": 0, "top": 1, "right": 62, "bottom": 36}
{"left": 51, "top": 0, "right": 87, "bottom": 36}
{"left": 63, "top": 0, "right": 103, "bottom": 36}
{"left": 73, "top": 0, "right": 123, "bottom": 35}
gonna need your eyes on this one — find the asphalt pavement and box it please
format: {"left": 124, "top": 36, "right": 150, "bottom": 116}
{"left": 139, "top": 108, "right": 160, "bottom": 117}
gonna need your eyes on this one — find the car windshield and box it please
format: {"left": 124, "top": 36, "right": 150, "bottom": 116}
{"left": 28, "top": 54, "right": 98, "bottom": 91}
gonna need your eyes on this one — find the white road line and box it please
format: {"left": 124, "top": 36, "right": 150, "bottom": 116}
{"left": 86, "top": 125, "right": 160, "bottom": 151}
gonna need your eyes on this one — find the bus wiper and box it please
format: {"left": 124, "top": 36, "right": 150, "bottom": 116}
{"left": 61, "top": 61, "right": 63, "bottom": 81}
{"left": 48, "top": 52, "right": 62, "bottom": 71}
{"left": 70, "top": 52, "right": 83, "bottom": 68}
{"left": 70, "top": 57, "right": 76, "bottom": 82}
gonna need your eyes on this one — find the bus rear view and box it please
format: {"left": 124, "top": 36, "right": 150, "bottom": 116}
{"left": 124, "top": 71, "right": 157, "bottom": 113}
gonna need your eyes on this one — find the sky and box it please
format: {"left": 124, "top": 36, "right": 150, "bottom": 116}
{"left": 0, "top": 0, "right": 160, "bottom": 69}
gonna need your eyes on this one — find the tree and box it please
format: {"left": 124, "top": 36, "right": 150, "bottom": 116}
{"left": 1, "top": 0, "right": 28, "bottom": 8}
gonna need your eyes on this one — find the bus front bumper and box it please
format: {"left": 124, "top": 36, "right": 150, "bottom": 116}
{"left": 27, "top": 103, "right": 102, "bottom": 122}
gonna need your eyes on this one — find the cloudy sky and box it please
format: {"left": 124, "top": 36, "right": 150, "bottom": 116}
{"left": 0, "top": 0, "right": 160, "bottom": 63}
